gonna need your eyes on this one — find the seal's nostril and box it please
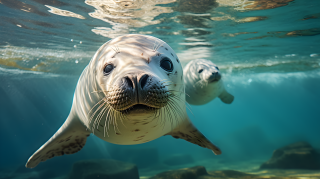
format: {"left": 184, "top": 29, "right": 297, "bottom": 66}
{"left": 140, "top": 74, "right": 149, "bottom": 89}
{"left": 125, "top": 77, "right": 134, "bottom": 88}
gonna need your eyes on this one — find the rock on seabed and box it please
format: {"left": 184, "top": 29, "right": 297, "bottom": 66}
{"left": 149, "top": 166, "right": 207, "bottom": 179}
{"left": 148, "top": 166, "right": 307, "bottom": 179}
{"left": 260, "top": 141, "right": 320, "bottom": 170}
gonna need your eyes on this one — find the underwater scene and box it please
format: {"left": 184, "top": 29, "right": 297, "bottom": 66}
{"left": 1, "top": 0, "right": 320, "bottom": 178}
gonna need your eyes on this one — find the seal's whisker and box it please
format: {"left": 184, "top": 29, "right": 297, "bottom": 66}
{"left": 113, "top": 110, "right": 122, "bottom": 134}
{"left": 168, "top": 104, "right": 175, "bottom": 130}
{"left": 109, "top": 108, "right": 117, "bottom": 134}
{"left": 91, "top": 90, "right": 111, "bottom": 93}
{"left": 89, "top": 101, "right": 106, "bottom": 124}
{"left": 160, "top": 80, "right": 172, "bottom": 84}
{"left": 166, "top": 104, "right": 173, "bottom": 128}
{"left": 107, "top": 107, "right": 114, "bottom": 133}
{"left": 169, "top": 95, "right": 188, "bottom": 115}
{"left": 87, "top": 97, "right": 107, "bottom": 118}
{"left": 167, "top": 96, "right": 184, "bottom": 120}
{"left": 150, "top": 108, "right": 160, "bottom": 122}
{"left": 93, "top": 103, "right": 107, "bottom": 128}
{"left": 118, "top": 111, "right": 127, "bottom": 129}
{"left": 168, "top": 94, "right": 185, "bottom": 104}
{"left": 160, "top": 107, "right": 167, "bottom": 130}
{"left": 167, "top": 99, "right": 182, "bottom": 122}
{"left": 104, "top": 105, "right": 113, "bottom": 137}
{"left": 159, "top": 79, "right": 171, "bottom": 82}
{"left": 112, "top": 112, "right": 117, "bottom": 134}
{"left": 159, "top": 108, "right": 164, "bottom": 126}
{"left": 164, "top": 82, "right": 184, "bottom": 85}
{"left": 158, "top": 106, "right": 165, "bottom": 127}
{"left": 89, "top": 100, "right": 108, "bottom": 125}
{"left": 96, "top": 103, "right": 109, "bottom": 129}
{"left": 166, "top": 102, "right": 176, "bottom": 131}
{"left": 168, "top": 90, "right": 189, "bottom": 97}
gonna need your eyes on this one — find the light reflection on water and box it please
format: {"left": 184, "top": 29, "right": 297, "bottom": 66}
{"left": 0, "top": 0, "right": 319, "bottom": 75}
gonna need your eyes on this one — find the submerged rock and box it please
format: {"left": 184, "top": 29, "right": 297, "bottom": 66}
{"left": 69, "top": 159, "right": 139, "bottom": 179}
{"left": 199, "top": 170, "right": 254, "bottom": 179}
{"left": 260, "top": 141, "right": 320, "bottom": 170}
{"left": 148, "top": 165, "right": 320, "bottom": 179}
{"left": 149, "top": 166, "right": 207, "bottom": 179}
{"left": 163, "top": 154, "right": 195, "bottom": 166}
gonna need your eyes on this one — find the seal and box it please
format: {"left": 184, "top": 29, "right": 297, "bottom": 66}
{"left": 25, "top": 34, "right": 221, "bottom": 168}
{"left": 184, "top": 59, "right": 234, "bottom": 105}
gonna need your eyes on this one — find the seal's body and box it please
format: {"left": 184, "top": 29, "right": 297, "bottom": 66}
{"left": 26, "top": 35, "right": 221, "bottom": 168}
{"left": 184, "top": 59, "right": 234, "bottom": 105}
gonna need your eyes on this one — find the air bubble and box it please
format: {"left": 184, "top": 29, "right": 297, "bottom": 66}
{"left": 71, "top": 39, "right": 73, "bottom": 42}
{"left": 74, "top": 45, "right": 77, "bottom": 48}
{"left": 75, "top": 60, "right": 79, "bottom": 64}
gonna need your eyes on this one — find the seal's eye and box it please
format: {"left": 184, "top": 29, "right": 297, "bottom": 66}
{"left": 104, "top": 64, "right": 114, "bottom": 75}
{"left": 198, "top": 69, "right": 203, "bottom": 73}
{"left": 160, "top": 57, "right": 173, "bottom": 72}
{"left": 215, "top": 66, "right": 219, "bottom": 70}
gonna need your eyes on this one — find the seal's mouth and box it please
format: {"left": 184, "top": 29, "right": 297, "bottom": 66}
{"left": 208, "top": 78, "right": 220, "bottom": 83}
{"left": 119, "top": 104, "right": 158, "bottom": 114}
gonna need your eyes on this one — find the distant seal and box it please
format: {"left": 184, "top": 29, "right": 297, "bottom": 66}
{"left": 26, "top": 34, "right": 221, "bottom": 168}
{"left": 184, "top": 59, "right": 234, "bottom": 105}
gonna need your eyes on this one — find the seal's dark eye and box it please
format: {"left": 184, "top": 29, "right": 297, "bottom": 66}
{"left": 215, "top": 66, "right": 219, "bottom": 70}
{"left": 104, "top": 64, "right": 114, "bottom": 74}
{"left": 160, "top": 57, "right": 173, "bottom": 72}
{"left": 198, "top": 69, "right": 203, "bottom": 73}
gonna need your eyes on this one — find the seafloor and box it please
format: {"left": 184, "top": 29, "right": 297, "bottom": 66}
{"left": 1, "top": 155, "right": 320, "bottom": 179}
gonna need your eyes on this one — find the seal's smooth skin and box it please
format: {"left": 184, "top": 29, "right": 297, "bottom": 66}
{"left": 184, "top": 59, "right": 234, "bottom": 105}
{"left": 26, "top": 35, "right": 221, "bottom": 168}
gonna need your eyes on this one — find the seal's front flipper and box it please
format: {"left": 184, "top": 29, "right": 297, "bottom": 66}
{"left": 219, "top": 89, "right": 234, "bottom": 104}
{"left": 166, "top": 118, "right": 221, "bottom": 155}
{"left": 25, "top": 115, "right": 90, "bottom": 168}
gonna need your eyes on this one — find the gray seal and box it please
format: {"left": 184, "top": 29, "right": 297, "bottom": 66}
{"left": 25, "top": 35, "right": 221, "bottom": 168}
{"left": 184, "top": 59, "right": 234, "bottom": 105}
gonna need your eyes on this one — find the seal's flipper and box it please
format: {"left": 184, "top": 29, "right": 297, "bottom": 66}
{"left": 166, "top": 118, "right": 221, "bottom": 155}
{"left": 219, "top": 89, "right": 234, "bottom": 104}
{"left": 25, "top": 115, "right": 90, "bottom": 168}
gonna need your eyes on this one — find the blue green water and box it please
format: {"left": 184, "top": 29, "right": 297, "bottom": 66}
{"left": 0, "top": 0, "right": 320, "bottom": 178}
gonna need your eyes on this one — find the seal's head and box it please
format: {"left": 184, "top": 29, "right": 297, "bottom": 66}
{"left": 183, "top": 58, "right": 233, "bottom": 105}
{"left": 184, "top": 59, "right": 221, "bottom": 85}
{"left": 85, "top": 34, "right": 185, "bottom": 141}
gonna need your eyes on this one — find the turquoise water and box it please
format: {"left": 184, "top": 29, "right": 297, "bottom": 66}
{"left": 0, "top": 0, "right": 320, "bottom": 178}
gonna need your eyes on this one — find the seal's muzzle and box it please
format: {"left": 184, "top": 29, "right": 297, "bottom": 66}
{"left": 107, "top": 73, "right": 169, "bottom": 112}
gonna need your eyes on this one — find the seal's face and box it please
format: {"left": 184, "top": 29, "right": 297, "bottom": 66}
{"left": 187, "top": 59, "right": 221, "bottom": 85}
{"left": 87, "top": 34, "right": 185, "bottom": 142}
